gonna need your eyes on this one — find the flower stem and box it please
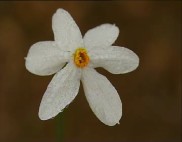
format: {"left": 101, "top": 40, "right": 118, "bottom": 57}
{"left": 55, "top": 114, "right": 64, "bottom": 142}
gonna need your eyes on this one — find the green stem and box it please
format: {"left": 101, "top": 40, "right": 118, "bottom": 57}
{"left": 55, "top": 114, "right": 64, "bottom": 142}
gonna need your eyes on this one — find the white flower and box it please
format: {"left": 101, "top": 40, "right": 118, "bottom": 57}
{"left": 25, "top": 8, "right": 139, "bottom": 126}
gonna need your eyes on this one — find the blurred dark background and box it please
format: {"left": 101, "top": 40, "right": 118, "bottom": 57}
{"left": 0, "top": 1, "right": 181, "bottom": 142}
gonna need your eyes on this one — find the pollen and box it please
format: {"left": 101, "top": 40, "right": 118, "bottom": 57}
{"left": 74, "top": 48, "right": 90, "bottom": 68}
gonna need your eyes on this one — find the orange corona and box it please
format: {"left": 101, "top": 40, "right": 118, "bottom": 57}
{"left": 74, "top": 48, "right": 90, "bottom": 68}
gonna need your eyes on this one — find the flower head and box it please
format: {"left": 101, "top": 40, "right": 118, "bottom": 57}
{"left": 74, "top": 48, "right": 90, "bottom": 68}
{"left": 25, "top": 8, "right": 139, "bottom": 126}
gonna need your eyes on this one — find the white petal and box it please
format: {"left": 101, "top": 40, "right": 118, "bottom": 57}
{"left": 39, "top": 63, "right": 81, "bottom": 120}
{"left": 83, "top": 24, "right": 119, "bottom": 50}
{"left": 52, "top": 8, "right": 83, "bottom": 51}
{"left": 82, "top": 68, "right": 122, "bottom": 126}
{"left": 89, "top": 46, "right": 139, "bottom": 74}
{"left": 25, "top": 41, "right": 70, "bottom": 76}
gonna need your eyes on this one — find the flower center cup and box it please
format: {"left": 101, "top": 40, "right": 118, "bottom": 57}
{"left": 74, "top": 48, "right": 90, "bottom": 68}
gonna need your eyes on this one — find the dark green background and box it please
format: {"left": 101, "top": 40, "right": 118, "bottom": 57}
{"left": 0, "top": 1, "right": 181, "bottom": 142}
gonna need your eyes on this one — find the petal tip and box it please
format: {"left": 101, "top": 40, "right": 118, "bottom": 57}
{"left": 56, "top": 8, "right": 66, "bottom": 13}
{"left": 38, "top": 105, "right": 50, "bottom": 121}
{"left": 38, "top": 112, "right": 48, "bottom": 121}
{"left": 105, "top": 120, "right": 120, "bottom": 126}
{"left": 38, "top": 106, "right": 53, "bottom": 121}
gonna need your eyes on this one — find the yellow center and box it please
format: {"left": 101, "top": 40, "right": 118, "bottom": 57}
{"left": 73, "top": 48, "right": 90, "bottom": 68}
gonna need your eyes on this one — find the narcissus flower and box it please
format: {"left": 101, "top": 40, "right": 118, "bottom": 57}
{"left": 25, "top": 8, "right": 139, "bottom": 126}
